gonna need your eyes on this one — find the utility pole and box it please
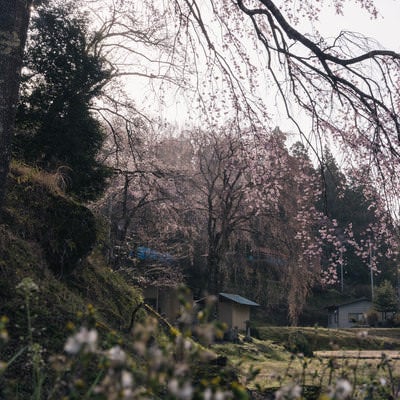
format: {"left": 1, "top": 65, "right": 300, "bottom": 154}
{"left": 340, "top": 248, "right": 344, "bottom": 293}
{"left": 370, "top": 243, "right": 374, "bottom": 300}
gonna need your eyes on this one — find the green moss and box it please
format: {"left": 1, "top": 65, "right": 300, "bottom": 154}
{"left": 4, "top": 167, "right": 96, "bottom": 276}
{"left": 0, "top": 223, "right": 143, "bottom": 397}
{"left": 0, "top": 164, "right": 143, "bottom": 356}
{"left": 68, "top": 256, "right": 143, "bottom": 331}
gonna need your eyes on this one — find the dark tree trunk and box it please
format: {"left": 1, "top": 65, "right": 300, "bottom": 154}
{"left": 207, "top": 248, "right": 220, "bottom": 295}
{"left": 0, "top": 0, "right": 32, "bottom": 212}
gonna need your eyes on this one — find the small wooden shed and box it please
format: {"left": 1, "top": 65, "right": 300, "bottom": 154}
{"left": 326, "top": 298, "right": 372, "bottom": 328}
{"left": 129, "top": 246, "right": 186, "bottom": 322}
{"left": 143, "top": 286, "right": 181, "bottom": 321}
{"left": 218, "top": 292, "right": 260, "bottom": 331}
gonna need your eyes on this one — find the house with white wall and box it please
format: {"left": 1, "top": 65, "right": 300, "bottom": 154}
{"left": 326, "top": 298, "right": 372, "bottom": 328}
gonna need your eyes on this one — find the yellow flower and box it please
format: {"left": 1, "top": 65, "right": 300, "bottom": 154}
{"left": 66, "top": 321, "right": 75, "bottom": 331}
{"left": 74, "top": 379, "right": 85, "bottom": 388}
{"left": 211, "top": 376, "right": 221, "bottom": 385}
{"left": 0, "top": 361, "right": 7, "bottom": 372}
{"left": 0, "top": 329, "right": 8, "bottom": 342}
{"left": 170, "top": 327, "right": 179, "bottom": 337}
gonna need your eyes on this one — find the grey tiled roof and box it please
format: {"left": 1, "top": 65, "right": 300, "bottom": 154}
{"left": 219, "top": 292, "right": 260, "bottom": 306}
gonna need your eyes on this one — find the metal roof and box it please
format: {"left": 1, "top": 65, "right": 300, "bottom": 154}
{"left": 219, "top": 292, "right": 260, "bottom": 307}
{"left": 325, "top": 297, "right": 371, "bottom": 310}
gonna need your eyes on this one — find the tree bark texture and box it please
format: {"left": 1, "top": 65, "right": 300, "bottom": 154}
{"left": 0, "top": 0, "right": 32, "bottom": 211}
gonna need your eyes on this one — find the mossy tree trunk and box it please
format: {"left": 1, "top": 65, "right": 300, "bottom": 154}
{"left": 0, "top": 0, "right": 32, "bottom": 212}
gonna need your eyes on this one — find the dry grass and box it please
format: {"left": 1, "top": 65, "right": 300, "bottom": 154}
{"left": 10, "top": 161, "right": 69, "bottom": 195}
{"left": 257, "top": 326, "right": 400, "bottom": 350}
{"left": 315, "top": 350, "right": 400, "bottom": 359}
{"left": 212, "top": 331, "right": 400, "bottom": 391}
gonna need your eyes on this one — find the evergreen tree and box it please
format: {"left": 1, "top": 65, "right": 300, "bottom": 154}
{"left": 374, "top": 280, "right": 398, "bottom": 320}
{"left": 14, "top": 2, "right": 111, "bottom": 201}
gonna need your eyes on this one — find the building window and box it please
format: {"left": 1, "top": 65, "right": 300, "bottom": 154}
{"left": 348, "top": 313, "right": 365, "bottom": 323}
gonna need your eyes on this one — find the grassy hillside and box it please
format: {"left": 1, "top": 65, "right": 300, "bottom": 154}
{"left": 1, "top": 163, "right": 143, "bottom": 326}
{"left": 0, "top": 165, "right": 147, "bottom": 397}
{"left": 0, "top": 164, "right": 243, "bottom": 399}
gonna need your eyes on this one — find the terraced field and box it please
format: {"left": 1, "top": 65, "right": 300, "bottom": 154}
{"left": 212, "top": 327, "right": 400, "bottom": 391}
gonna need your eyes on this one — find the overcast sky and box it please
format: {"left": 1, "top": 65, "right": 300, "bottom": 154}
{"left": 315, "top": 1, "right": 400, "bottom": 51}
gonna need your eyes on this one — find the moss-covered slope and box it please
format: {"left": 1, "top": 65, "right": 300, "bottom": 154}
{"left": 0, "top": 164, "right": 142, "bottom": 350}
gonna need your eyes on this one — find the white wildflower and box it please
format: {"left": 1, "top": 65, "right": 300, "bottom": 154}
{"left": 331, "top": 379, "right": 352, "bottom": 400}
{"left": 149, "top": 347, "right": 163, "bottom": 369}
{"left": 379, "top": 377, "right": 387, "bottom": 386}
{"left": 121, "top": 370, "right": 133, "bottom": 388}
{"left": 133, "top": 341, "right": 146, "bottom": 356}
{"left": 16, "top": 278, "right": 39, "bottom": 296}
{"left": 64, "top": 327, "right": 98, "bottom": 354}
{"left": 215, "top": 390, "right": 231, "bottom": 400}
{"left": 168, "top": 378, "right": 179, "bottom": 395}
{"left": 202, "top": 388, "right": 232, "bottom": 400}
{"left": 64, "top": 336, "right": 81, "bottom": 354}
{"left": 179, "top": 381, "right": 194, "bottom": 400}
{"left": 275, "top": 384, "right": 302, "bottom": 399}
{"left": 184, "top": 338, "right": 192, "bottom": 351}
{"left": 168, "top": 379, "right": 193, "bottom": 400}
{"left": 203, "top": 388, "right": 212, "bottom": 400}
{"left": 106, "top": 345, "right": 126, "bottom": 365}
{"left": 174, "top": 362, "right": 189, "bottom": 376}
{"left": 122, "top": 388, "right": 133, "bottom": 400}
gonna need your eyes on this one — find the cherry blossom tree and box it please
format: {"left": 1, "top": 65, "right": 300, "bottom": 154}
{"left": 94, "top": 117, "right": 196, "bottom": 272}
{"left": 250, "top": 132, "right": 322, "bottom": 324}
{"left": 187, "top": 127, "right": 255, "bottom": 294}
{"left": 316, "top": 149, "right": 396, "bottom": 287}
{"left": 171, "top": 127, "right": 322, "bottom": 324}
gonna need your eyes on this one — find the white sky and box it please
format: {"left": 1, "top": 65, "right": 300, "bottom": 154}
{"left": 316, "top": 1, "right": 400, "bottom": 51}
